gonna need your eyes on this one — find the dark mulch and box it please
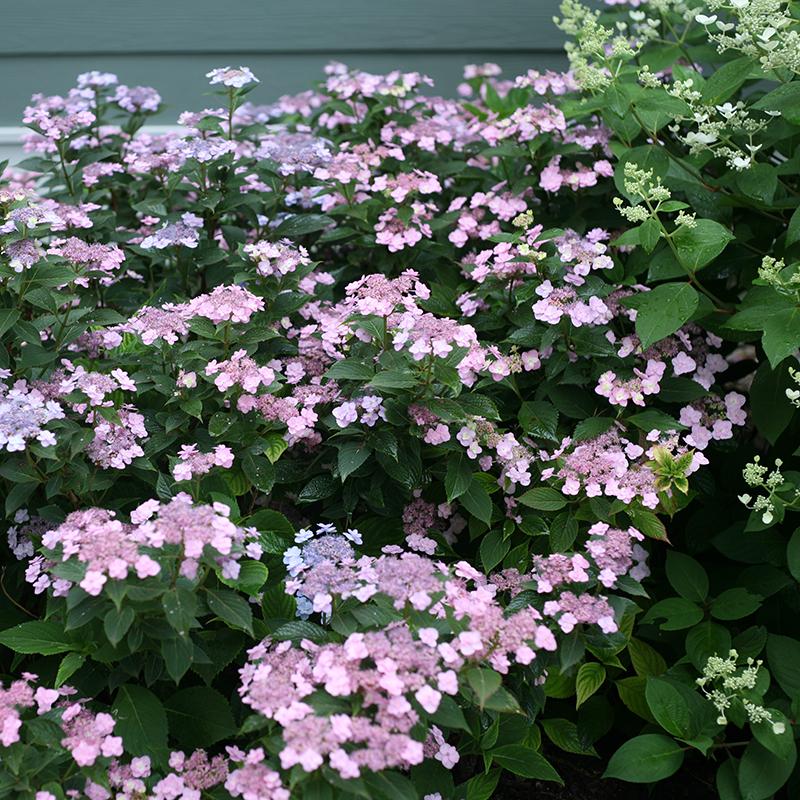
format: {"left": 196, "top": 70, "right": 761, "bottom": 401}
{"left": 496, "top": 751, "right": 718, "bottom": 799}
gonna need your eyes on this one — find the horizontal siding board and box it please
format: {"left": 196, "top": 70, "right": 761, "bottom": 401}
{"left": 0, "top": 1, "right": 565, "bottom": 54}
{"left": 0, "top": 52, "right": 568, "bottom": 127}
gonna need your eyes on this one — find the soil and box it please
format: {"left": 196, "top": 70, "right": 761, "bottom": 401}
{"left": 496, "top": 751, "right": 718, "bottom": 799}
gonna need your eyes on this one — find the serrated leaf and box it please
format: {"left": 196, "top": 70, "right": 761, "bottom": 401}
{"left": 604, "top": 734, "right": 684, "bottom": 782}
{"left": 242, "top": 453, "right": 275, "bottom": 493}
{"left": 466, "top": 667, "right": 501, "bottom": 707}
{"left": 635, "top": 283, "right": 699, "bottom": 349}
{"left": 672, "top": 219, "right": 734, "bottom": 272}
{"left": 489, "top": 744, "right": 562, "bottom": 783}
{"left": 55, "top": 653, "right": 85, "bottom": 687}
{"left": 162, "top": 587, "right": 197, "bottom": 637}
{"left": 738, "top": 740, "right": 797, "bottom": 800}
{"left": 541, "top": 718, "right": 598, "bottom": 756}
{"left": 112, "top": 685, "right": 168, "bottom": 765}
{"left": 0, "top": 621, "right": 73, "bottom": 655}
{"left": 460, "top": 477, "right": 493, "bottom": 525}
{"left": 445, "top": 453, "right": 472, "bottom": 502}
{"left": 645, "top": 677, "right": 702, "bottom": 739}
{"left": 206, "top": 588, "right": 253, "bottom": 635}
{"left": 665, "top": 551, "right": 709, "bottom": 602}
{"left": 165, "top": 687, "right": 237, "bottom": 749}
{"left": 576, "top": 662, "right": 606, "bottom": 708}
{"left": 220, "top": 560, "right": 268, "bottom": 596}
{"left": 104, "top": 606, "right": 135, "bottom": 646}
{"left": 479, "top": 530, "right": 510, "bottom": 573}
{"left": 517, "top": 487, "right": 567, "bottom": 511}
{"left": 337, "top": 440, "right": 370, "bottom": 481}
{"left": 627, "top": 637, "right": 667, "bottom": 677}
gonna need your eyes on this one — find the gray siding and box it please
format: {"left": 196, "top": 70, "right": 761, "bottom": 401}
{"left": 0, "top": 0, "right": 566, "bottom": 127}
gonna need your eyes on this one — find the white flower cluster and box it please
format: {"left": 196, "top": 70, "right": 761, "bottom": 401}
{"left": 738, "top": 455, "right": 795, "bottom": 524}
{"left": 787, "top": 367, "right": 800, "bottom": 408}
{"left": 697, "top": 649, "right": 786, "bottom": 734}
{"left": 701, "top": 0, "right": 800, "bottom": 74}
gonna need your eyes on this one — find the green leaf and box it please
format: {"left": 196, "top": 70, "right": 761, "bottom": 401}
{"left": 0, "top": 309, "right": 21, "bottom": 338}
{"left": 736, "top": 163, "right": 778, "bottom": 205}
{"left": 463, "top": 770, "right": 501, "bottom": 800}
{"left": 716, "top": 759, "right": 743, "bottom": 800}
{"left": 165, "top": 687, "right": 237, "bottom": 749}
{"left": 460, "top": 477, "right": 493, "bottom": 525}
{"left": 575, "top": 662, "right": 606, "bottom": 708}
{"left": 541, "top": 718, "right": 598, "bottom": 756}
{"left": 161, "top": 635, "right": 194, "bottom": 684}
{"left": 665, "top": 551, "right": 709, "bottom": 602}
{"left": 273, "top": 213, "right": 333, "bottom": 237}
{"left": 685, "top": 621, "right": 732, "bottom": 671}
{"left": 206, "top": 588, "right": 254, "bottom": 635}
{"left": 628, "top": 507, "right": 669, "bottom": 542}
{"left": 249, "top": 508, "right": 295, "bottom": 538}
{"left": 738, "top": 740, "right": 797, "bottom": 800}
{"left": 220, "top": 560, "right": 268, "bottom": 596}
{"left": 672, "top": 219, "right": 734, "bottom": 272}
{"left": 325, "top": 359, "right": 374, "bottom": 381}
{"left": 362, "top": 772, "right": 418, "bottom": 800}
{"left": 112, "top": 685, "right": 168, "bottom": 764}
{"left": 162, "top": 586, "right": 198, "bottom": 637}
{"left": 104, "top": 606, "right": 135, "bottom": 647}
{"left": 242, "top": 453, "right": 275, "bottom": 493}
{"left": 369, "top": 369, "right": 416, "bottom": 390}
{"left": 272, "top": 620, "right": 328, "bottom": 643}
{"left": 429, "top": 694, "right": 470, "bottom": 732}
{"left": 517, "top": 487, "right": 567, "bottom": 511}
{"left": 710, "top": 588, "right": 762, "bottom": 620}
{"left": 634, "top": 283, "right": 700, "bottom": 349}
{"left": 752, "top": 81, "right": 800, "bottom": 125}
{"left": 749, "top": 360, "right": 795, "bottom": 443}
{"left": 627, "top": 637, "right": 667, "bottom": 677}
{"left": 751, "top": 710, "right": 794, "bottom": 761}
{"left": 616, "top": 676, "right": 655, "bottom": 722}
{"left": 787, "top": 206, "right": 800, "bottom": 247}
{"left": 573, "top": 416, "right": 615, "bottom": 441}
{"left": 603, "top": 734, "right": 684, "bottom": 783}
{"left": 0, "top": 621, "right": 73, "bottom": 655}
{"left": 639, "top": 218, "right": 661, "bottom": 253}
{"left": 458, "top": 393, "right": 500, "bottom": 420}
{"left": 519, "top": 400, "right": 558, "bottom": 440}
{"left": 642, "top": 597, "right": 703, "bottom": 630}
{"left": 627, "top": 409, "right": 686, "bottom": 433}
{"left": 645, "top": 677, "right": 702, "bottom": 739}
{"left": 445, "top": 454, "right": 472, "bottom": 502}
{"left": 298, "top": 474, "right": 338, "bottom": 503}
{"left": 466, "top": 667, "right": 501, "bottom": 707}
{"left": 490, "top": 744, "right": 562, "bottom": 783}
{"left": 550, "top": 512, "right": 578, "bottom": 551}
{"left": 55, "top": 653, "right": 85, "bottom": 687}
{"left": 208, "top": 412, "right": 234, "bottom": 437}
{"left": 766, "top": 634, "right": 800, "bottom": 698}
{"left": 479, "top": 530, "right": 510, "bottom": 573}
{"left": 787, "top": 528, "right": 800, "bottom": 583}
{"left": 701, "top": 56, "right": 753, "bottom": 103}
{"left": 337, "top": 440, "right": 370, "bottom": 481}
{"left": 761, "top": 308, "right": 800, "bottom": 369}
{"left": 482, "top": 686, "right": 522, "bottom": 714}
{"left": 263, "top": 432, "right": 288, "bottom": 464}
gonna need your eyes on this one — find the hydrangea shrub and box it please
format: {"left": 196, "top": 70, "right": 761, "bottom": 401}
{"left": 1, "top": 1, "right": 800, "bottom": 797}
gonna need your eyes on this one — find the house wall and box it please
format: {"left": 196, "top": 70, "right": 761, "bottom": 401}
{"left": 0, "top": 0, "right": 566, "bottom": 163}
